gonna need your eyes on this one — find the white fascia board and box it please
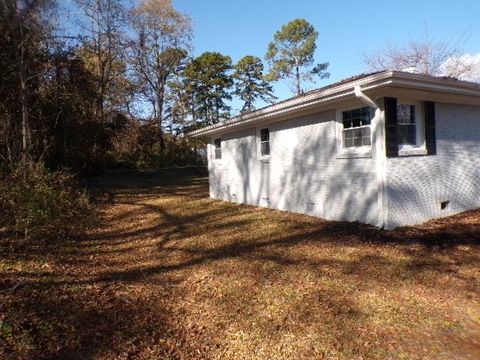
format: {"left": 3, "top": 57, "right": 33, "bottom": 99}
{"left": 189, "top": 72, "right": 395, "bottom": 137}
{"left": 390, "top": 70, "right": 480, "bottom": 92}
{"left": 189, "top": 71, "right": 480, "bottom": 137}
{"left": 389, "top": 78, "right": 480, "bottom": 97}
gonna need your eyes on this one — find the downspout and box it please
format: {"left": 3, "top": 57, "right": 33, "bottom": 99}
{"left": 354, "top": 85, "right": 387, "bottom": 228}
{"left": 354, "top": 85, "right": 377, "bottom": 108}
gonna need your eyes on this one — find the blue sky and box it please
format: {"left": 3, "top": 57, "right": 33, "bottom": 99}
{"left": 64, "top": 0, "right": 480, "bottom": 114}
{"left": 174, "top": 0, "right": 480, "bottom": 108}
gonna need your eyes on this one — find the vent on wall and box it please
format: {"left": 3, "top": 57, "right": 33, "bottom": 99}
{"left": 440, "top": 200, "right": 450, "bottom": 210}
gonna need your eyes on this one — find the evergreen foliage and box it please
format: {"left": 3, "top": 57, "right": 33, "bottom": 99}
{"left": 265, "top": 18, "right": 329, "bottom": 95}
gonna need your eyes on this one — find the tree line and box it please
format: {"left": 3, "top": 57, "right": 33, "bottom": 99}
{"left": 1, "top": 0, "right": 333, "bottom": 176}
{"left": 0, "top": 0, "right": 331, "bottom": 238}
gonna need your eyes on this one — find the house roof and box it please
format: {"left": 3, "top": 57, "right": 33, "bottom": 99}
{"left": 189, "top": 70, "right": 480, "bottom": 137}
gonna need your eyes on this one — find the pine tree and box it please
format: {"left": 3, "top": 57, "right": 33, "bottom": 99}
{"left": 233, "top": 55, "right": 276, "bottom": 113}
{"left": 184, "top": 52, "right": 233, "bottom": 125}
{"left": 266, "top": 18, "right": 329, "bottom": 95}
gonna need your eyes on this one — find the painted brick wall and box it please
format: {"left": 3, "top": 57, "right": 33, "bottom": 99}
{"left": 385, "top": 103, "right": 480, "bottom": 228}
{"left": 208, "top": 108, "right": 379, "bottom": 225}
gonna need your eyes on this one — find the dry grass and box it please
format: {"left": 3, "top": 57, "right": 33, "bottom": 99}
{"left": 1, "top": 169, "right": 480, "bottom": 359}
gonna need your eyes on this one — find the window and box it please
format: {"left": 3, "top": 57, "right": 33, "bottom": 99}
{"left": 397, "top": 103, "right": 416, "bottom": 145}
{"left": 396, "top": 102, "right": 424, "bottom": 149}
{"left": 385, "top": 98, "right": 430, "bottom": 157}
{"left": 214, "top": 138, "right": 222, "bottom": 159}
{"left": 260, "top": 128, "right": 270, "bottom": 156}
{"left": 342, "top": 107, "right": 372, "bottom": 148}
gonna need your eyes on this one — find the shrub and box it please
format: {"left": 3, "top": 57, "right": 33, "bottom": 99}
{"left": 0, "top": 163, "right": 94, "bottom": 240}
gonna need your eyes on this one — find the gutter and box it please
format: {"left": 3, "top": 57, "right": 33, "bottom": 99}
{"left": 189, "top": 71, "right": 395, "bottom": 137}
{"left": 188, "top": 71, "right": 480, "bottom": 137}
{"left": 354, "top": 86, "right": 387, "bottom": 229}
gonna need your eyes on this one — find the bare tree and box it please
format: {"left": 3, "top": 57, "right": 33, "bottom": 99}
{"left": 364, "top": 32, "right": 477, "bottom": 79}
{"left": 129, "top": 0, "right": 192, "bottom": 148}
{"left": 440, "top": 53, "right": 480, "bottom": 82}
{"left": 74, "top": 0, "right": 127, "bottom": 123}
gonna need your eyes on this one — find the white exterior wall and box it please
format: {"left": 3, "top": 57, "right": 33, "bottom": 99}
{"left": 385, "top": 103, "right": 480, "bottom": 228}
{"left": 208, "top": 109, "right": 379, "bottom": 225}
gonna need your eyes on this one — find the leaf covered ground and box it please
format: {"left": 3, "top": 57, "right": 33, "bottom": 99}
{"left": 1, "top": 169, "right": 479, "bottom": 359}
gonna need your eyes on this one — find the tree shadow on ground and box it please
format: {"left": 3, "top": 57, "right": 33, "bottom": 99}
{"left": 1, "top": 169, "right": 479, "bottom": 359}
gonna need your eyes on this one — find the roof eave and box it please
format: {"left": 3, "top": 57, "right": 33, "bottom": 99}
{"left": 189, "top": 71, "right": 480, "bottom": 137}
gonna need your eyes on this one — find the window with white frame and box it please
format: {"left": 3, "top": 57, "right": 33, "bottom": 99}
{"left": 342, "top": 107, "right": 372, "bottom": 148}
{"left": 214, "top": 138, "right": 222, "bottom": 159}
{"left": 397, "top": 102, "right": 424, "bottom": 148}
{"left": 260, "top": 128, "right": 270, "bottom": 156}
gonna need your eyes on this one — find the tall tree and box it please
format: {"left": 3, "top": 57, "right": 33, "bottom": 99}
{"left": 233, "top": 55, "right": 276, "bottom": 113}
{"left": 130, "top": 0, "right": 192, "bottom": 149}
{"left": 184, "top": 52, "right": 233, "bottom": 125}
{"left": 265, "top": 18, "right": 329, "bottom": 96}
{"left": 163, "top": 78, "right": 190, "bottom": 134}
{"left": 0, "top": 0, "right": 55, "bottom": 169}
{"left": 74, "top": 0, "right": 127, "bottom": 123}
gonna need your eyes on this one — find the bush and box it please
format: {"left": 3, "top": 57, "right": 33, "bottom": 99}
{"left": 0, "top": 164, "right": 94, "bottom": 240}
{"left": 107, "top": 119, "right": 207, "bottom": 170}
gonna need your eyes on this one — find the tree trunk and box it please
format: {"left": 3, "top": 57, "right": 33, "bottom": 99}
{"left": 295, "top": 64, "right": 301, "bottom": 96}
{"left": 21, "top": 76, "right": 28, "bottom": 154}
{"left": 190, "top": 93, "right": 197, "bottom": 124}
{"left": 97, "top": 87, "right": 104, "bottom": 123}
{"left": 19, "top": 24, "right": 31, "bottom": 168}
{"left": 3, "top": 111, "right": 14, "bottom": 168}
{"left": 156, "top": 90, "right": 166, "bottom": 151}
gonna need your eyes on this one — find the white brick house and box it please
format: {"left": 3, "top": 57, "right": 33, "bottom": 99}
{"left": 190, "top": 71, "right": 480, "bottom": 229}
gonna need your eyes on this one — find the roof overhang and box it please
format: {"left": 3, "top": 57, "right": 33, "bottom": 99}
{"left": 189, "top": 70, "right": 480, "bottom": 137}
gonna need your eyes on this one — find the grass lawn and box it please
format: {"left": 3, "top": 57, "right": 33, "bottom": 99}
{"left": 1, "top": 169, "right": 480, "bottom": 359}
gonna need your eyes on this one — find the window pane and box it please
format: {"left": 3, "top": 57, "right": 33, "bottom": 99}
{"left": 261, "top": 142, "right": 270, "bottom": 156}
{"left": 342, "top": 107, "right": 372, "bottom": 148}
{"left": 260, "top": 128, "right": 269, "bottom": 142}
{"left": 214, "top": 138, "right": 221, "bottom": 149}
{"left": 353, "top": 128, "right": 363, "bottom": 138}
{"left": 408, "top": 126, "right": 416, "bottom": 141}
{"left": 344, "top": 129, "right": 354, "bottom": 140}
{"left": 215, "top": 148, "right": 222, "bottom": 159}
{"left": 398, "top": 124, "right": 416, "bottom": 145}
{"left": 398, "top": 104, "right": 415, "bottom": 125}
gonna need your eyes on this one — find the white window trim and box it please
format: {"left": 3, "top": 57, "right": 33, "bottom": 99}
{"left": 256, "top": 127, "right": 271, "bottom": 161}
{"left": 397, "top": 100, "right": 427, "bottom": 157}
{"left": 335, "top": 107, "right": 373, "bottom": 159}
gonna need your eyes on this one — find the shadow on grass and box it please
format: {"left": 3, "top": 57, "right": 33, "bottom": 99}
{"left": 1, "top": 169, "right": 479, "bottom": 358}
